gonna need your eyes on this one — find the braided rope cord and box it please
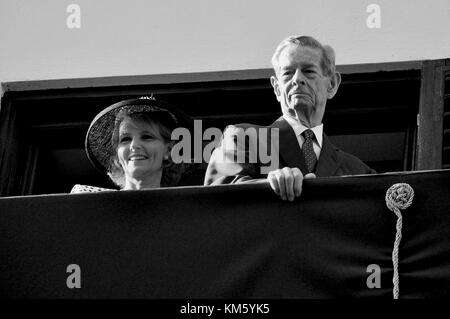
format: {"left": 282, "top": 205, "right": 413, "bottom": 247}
{"left": 385, "top": 183, "right": 414, "bottom": 299}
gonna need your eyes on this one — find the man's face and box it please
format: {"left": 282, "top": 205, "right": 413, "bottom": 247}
{"left": 271, "top": 45, "right": 339, "bottom": 128}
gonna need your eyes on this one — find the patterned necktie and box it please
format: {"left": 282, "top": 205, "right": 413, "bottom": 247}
{"left": 301, "top": 129, "right": 317, "bottom": 174}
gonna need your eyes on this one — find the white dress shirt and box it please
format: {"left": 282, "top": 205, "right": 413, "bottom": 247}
{"left": 283, "top": 115, "right": 323, "bottom": 160}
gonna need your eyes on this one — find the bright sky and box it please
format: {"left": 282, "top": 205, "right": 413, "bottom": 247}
{"left": 0, "top": 0, "right": 449, "bottom": 82}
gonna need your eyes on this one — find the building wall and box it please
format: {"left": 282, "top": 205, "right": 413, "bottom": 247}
{"left": 0, "top": 0, "right": 449, "bottom": 83}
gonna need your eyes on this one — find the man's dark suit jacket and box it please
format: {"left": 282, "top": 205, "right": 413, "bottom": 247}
{"left": 204, "top": 117, "right": 375, "bottom": 185}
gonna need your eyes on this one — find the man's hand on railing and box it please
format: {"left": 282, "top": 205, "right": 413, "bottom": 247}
{"left": 267, "top": 167, "right": 316, "bottom": 201}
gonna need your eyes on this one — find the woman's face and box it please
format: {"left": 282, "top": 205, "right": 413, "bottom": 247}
{"left": 116, "top": 117, "right": 170, "bottom": 183}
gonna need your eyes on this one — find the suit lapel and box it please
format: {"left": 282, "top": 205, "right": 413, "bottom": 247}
{"left": 315, "top": 133, "right": 341, "bottom": 177}
{"left": 271, "top": 117, "right": 308, "bottom": 172}
{"left": 270, "top": 118, "right": 341, "bottom": 176}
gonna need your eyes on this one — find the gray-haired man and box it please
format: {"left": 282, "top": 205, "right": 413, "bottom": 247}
{"left": 204, "top": 35, "right": 375, "bottom": 200}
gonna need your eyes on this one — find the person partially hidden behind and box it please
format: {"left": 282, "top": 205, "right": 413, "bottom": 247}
{"left": 71, "top": 97, "right": 196, "bottom": 193}
{"left": 204, "top": 35, "right": 375, "bottom": 201}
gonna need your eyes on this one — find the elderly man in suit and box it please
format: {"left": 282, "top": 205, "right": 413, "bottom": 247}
{"left": 204, "top": 35, "right": 375, "bottom": 201}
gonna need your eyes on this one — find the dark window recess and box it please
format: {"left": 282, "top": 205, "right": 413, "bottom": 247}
{"left": 1, "top": 69, "right": 420, "bottom": 196}
{"left": 442, "top": 71, "right": 450, "bottom": 168}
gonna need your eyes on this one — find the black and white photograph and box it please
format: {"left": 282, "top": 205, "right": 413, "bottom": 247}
{"left": 1, "top": 0, "right": 450, "bottom": 313}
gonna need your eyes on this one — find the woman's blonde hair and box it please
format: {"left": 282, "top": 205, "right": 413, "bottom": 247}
{"left": 107, "top": 110, "right": 183, "bottom": 188}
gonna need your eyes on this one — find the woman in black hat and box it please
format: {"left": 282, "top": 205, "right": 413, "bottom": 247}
{"left": 71, "top": 96, "right": 194, "bottom": 193}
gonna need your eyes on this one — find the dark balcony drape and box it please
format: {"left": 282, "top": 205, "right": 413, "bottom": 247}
{"left": 1, "top": 170, "right": 450, "bottom": 298}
